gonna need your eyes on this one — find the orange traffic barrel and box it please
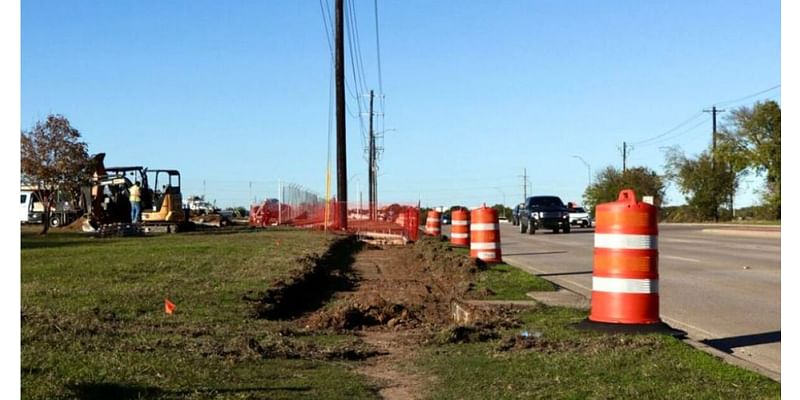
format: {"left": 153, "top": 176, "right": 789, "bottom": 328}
{"left": 590, "top": 189, "right": 661, "bottom": 324}
{"left": 470, "top": 205, "right": 502, "bottom": 263}
{"left": 425, "top": 210, "right": 441, "bottom": 236}
{"left": 450, "top": 208, "right": 470, "bottom": 247}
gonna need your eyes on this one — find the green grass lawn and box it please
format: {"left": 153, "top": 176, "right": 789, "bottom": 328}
{"left": 448, "top": 247, "right": 555, "bottom": 300}
{"left": 417, "top": 305, "right": 780, "bottom": 399}
{"left": 472, "top": 263, "right": 555, "bottom": 299}
{"left": 723, "top": 220, "right": 781, "bottom": 226}
{"left": 22, "top": 228, "right": 780, "bottom": 399}
{"left": 21, "top": 229, "right": 378, "bottom": 399}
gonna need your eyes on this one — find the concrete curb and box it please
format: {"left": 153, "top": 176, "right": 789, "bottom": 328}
{"left": 681, "top": 338, "right": 781, "bottom": 382}
{"left": 504, "top": 257, "right": 780, "bottom": 381}
{"left": 701, "top": 228, "right": 780, "bottom": 238}
{"left": 526, "top": 289, "right": 589, "bottom": 309}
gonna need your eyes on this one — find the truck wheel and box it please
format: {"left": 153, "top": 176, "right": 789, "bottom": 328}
{"left": 564, "top": 225, "right": 571, "bottom": 233}
{"left": 49, "top": 216, "right": 61, "bottom": 228}
{"left": 528, "top": 221, "right": 536, "bottom": 235}
{"left": 552, "top": 227, "right": 559, "bottom": 234}
{"left": 519, "top": 220, "right": 528, "bottom": 234}
{"left": 581, "top": 220, "right": 588, "bottom": 228}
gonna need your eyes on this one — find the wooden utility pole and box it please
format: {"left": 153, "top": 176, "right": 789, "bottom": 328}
{"left": 368, "top": 90, "right": 375, "bottom": 220}
{"left": 622, "top": 142, "right": 627, "bottom": 172}
{"left": 703, "top": 106, "right": 725, "bottom": 222}
{"left": 703, "top": 106, "right": 725, "bottom": 164}
{"left": 335, "top": 0, "right": 347, "bottom": 229}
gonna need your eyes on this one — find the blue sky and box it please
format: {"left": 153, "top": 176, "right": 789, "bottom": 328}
{"left": 21, "top": 0, "right": 780, "bottom": 209}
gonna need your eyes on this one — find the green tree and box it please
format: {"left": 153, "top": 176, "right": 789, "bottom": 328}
{"left": 664, "top": 146, "right": 737, "bottom": 221}
{"left": 21, "top": 115, "right": 91, "bottom": 234}
{"left": 722, "top": 100, "right": 781, "bottom": 219}
{"left": 491, "top": 204, "right": 512, "bottom": 220}
{"left": 582, "top": 166, "right": 665, "bottom": 216}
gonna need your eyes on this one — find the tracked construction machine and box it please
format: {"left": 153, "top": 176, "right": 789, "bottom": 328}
{"left": 82, "top": 153, "right": 188, "bottom": 235}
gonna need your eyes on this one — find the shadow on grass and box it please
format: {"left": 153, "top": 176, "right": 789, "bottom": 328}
{"left": 68, "top": 382, "right": 310, "bottom": 400}
{"left": 21, "top": 234, "right": 155, "bottom": 250}
{"left": 21, "top": 238, "right": 103, "bottom": 250}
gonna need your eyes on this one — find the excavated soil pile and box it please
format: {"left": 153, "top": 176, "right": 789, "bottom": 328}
{"left": 304, "top": 237, "right": 489, "bottom": 332}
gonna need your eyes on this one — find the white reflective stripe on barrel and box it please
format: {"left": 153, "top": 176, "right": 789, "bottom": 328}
{"left": 594, "top": 233, "right": 657, "bottom": 250}
{"left": 476, "top": 251, "right": 497, "bottom": 259}
{"left": 452, "top": 220, "right": 469, "bottom": 226}
{"left": 451, "top": 233, "right": 469, "bottom": 239}
{"left": 592, "top": 277, "right": 658, "bottom": 294}
{"left": 470, "top": 223, "right": 499, "bottom": 231}
{"left": 470, "top": 242, "right": 499, "bottom": 250}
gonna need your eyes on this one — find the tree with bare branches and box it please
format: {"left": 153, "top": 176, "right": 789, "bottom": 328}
{"left": 21, "top": 115, "right": 90, "bottom": 234}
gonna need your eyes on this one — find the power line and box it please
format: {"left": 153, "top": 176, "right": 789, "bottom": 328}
{"left": 629, "top": 84, "right": 780, "bottom": 147}
{"left": 347, "top": 0, "right": 369, "bottom": 91}
{"left": 343, "top": 0, "right": 370, "bottom": 147}
{"left": 629, "top": 112, "right": 705, "bottom": 146}
{"left": 319, "top": 0, "right": 360, "bottom": 120}
{"left": 373, "top": 0, "right": 383, "bottom": 95}
{"left": 318, "top": 0, "right": 333, "bottom": 55}
{"left": 713, "top": 84, "right": 780, "bottom": 107}
{"left": 644, "top": 117, "right": 711, "bottom": 147}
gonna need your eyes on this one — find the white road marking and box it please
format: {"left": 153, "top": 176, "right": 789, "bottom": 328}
{"left": 662, "top": 255, "right": 701, "bottom": 263}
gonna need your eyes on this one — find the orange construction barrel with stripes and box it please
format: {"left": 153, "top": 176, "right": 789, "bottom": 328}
{"left": 470, "top": 205, "right": 502, "bottom": 263}
{"left": 450, "top": 208, "right": 470, "bottom": 247}
{"left": 590, "top": 189, "right": 661, "bottom": 325}
{"left": 425, "top": 210, "right": 441, "bottom": 236}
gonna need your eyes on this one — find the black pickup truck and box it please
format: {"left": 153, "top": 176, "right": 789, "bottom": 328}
{"left": 518, "top": 195, "right": 571, "bottom": 234}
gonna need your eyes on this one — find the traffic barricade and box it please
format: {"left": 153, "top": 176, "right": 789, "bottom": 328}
{"left": 425, "top": 210, "right": 441, "bottom": 236}
{"left": 450, "top": 208, "right": 470, "bottom": 247}
{"left": 580, "top": 189, "right": 682, "bottom": 335}
{"left": 470, "top": 205, "right": 502, "bottom": 263}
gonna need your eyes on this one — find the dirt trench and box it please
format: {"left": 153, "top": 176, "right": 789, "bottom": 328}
{"left": 298, "top": 238, "right": 488, "bottom": 399}
{"left": 250, "top": 235, "right": 518, "bottom": 399}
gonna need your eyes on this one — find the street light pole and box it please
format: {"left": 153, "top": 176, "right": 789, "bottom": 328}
{"left": 572, "top": 155, "right": 591, "bottom": 187}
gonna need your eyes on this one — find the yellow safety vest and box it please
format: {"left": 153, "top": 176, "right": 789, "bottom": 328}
{"left": 129, "top": 185, "right": 141, "bottom": 202}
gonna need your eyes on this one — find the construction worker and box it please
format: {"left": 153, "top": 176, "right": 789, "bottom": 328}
{"left": 129, "top": 181, "right": 142, "bottom": 223}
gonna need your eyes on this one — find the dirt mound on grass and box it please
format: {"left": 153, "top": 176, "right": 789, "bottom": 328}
{"left": 303, "top": 237, "right": 481, "bottom": 332}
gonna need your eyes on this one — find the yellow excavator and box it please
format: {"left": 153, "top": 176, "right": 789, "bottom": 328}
{"left": 141, "top": 169, "right": 185, "bottom": 228}
{"left": 82, "top": 153, "right": 188, "bottom": 234}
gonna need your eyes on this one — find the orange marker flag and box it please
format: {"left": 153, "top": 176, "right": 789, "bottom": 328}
{"left": 164, "top": 298, "right": 176, "bottom": 315}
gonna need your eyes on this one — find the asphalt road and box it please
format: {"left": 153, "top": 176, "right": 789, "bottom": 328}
{"left": 452, "top": 223, "right": 781, "bottom": 377}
